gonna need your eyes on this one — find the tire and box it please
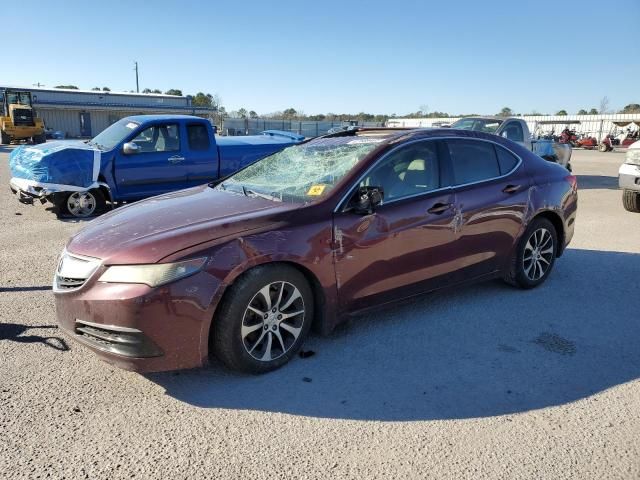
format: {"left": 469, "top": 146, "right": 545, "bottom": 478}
{"left": 0, "top": 130, "right": 10, "bottom": 145}
{"left": 598, "top": 143, "right": 608, "bottom": 152}
{"left": 212, "top": 264, "right": 314, "bottom": 374}
{"left": 33, "top": 133, "right": 46, "bottom": 144}
{"left": 504, "top": 217, "right": 558, "bottom": 289}
{"left": 60, "top": 189, "right": 106, "bottom": 218}
{"left": 622, "top": 190, "right": 640, "bottom": 213}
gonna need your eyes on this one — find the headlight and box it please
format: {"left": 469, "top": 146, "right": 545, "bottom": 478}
{"left": 626, "top": 149, "right": 640, "bottom": 166}
{"left": 98, "top": 258, "right": 207, "bottom": 287}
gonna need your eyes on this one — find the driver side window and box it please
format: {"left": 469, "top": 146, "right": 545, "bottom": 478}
{"left": 360, "top": 141, "right": 441, "bottom": 202}
{"left": 501, "top": 122, "right": 524, "bottom": 143}
{"left": 132, "top": 124, "right": 180, "bottom": 153}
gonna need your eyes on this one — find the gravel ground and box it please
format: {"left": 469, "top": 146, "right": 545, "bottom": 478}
{"left": 1, "top": 146, "right": 639, "bottom": 479}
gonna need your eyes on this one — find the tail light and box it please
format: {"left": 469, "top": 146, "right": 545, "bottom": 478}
{"left": 565, "top": 175, "right": 578, "bottom": 193}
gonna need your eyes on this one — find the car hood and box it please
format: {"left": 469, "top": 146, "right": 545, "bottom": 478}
{"left": 67, "top": 185, "right": 299, "bottom": 264}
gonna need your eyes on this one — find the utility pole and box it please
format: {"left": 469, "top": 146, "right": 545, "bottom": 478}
{"left": 134, "top": 61, "right": 139, "bottom": 93}
{"left": 32, "top": 82, "right": 45, "bottom": 87}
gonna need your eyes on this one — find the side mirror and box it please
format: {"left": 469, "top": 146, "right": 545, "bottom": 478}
{"left": 122, "top": 142, "right": 140, "bottom": 155}
{"left": 352, "top": 186, "right": 384, "bottom": 215}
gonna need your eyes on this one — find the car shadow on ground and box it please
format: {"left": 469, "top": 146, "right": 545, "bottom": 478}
{"left": 0, "top": 323, "right": 69, "bottom": 351}
{"left": 147, "top": 248, "right": 640, "bottom": 421}
{"left": 576, "top": 174, "right": 620, "bottom": 190}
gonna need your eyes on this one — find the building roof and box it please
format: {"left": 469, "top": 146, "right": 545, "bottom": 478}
{"left": 0, "top": 84, "right": 189, "bottom": 99}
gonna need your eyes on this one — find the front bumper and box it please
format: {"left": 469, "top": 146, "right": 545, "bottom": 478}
{"left": 619, "top": 163, "right": 640, "bottom": 191}
{"left": 54, "top": 268, "right": 222, "bottom": 372}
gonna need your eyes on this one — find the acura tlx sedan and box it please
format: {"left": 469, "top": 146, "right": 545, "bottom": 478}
{"left": 54, "top": 128, "right": 578, "bottom": 374}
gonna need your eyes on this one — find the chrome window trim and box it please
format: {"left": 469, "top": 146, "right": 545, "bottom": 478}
{"left": 334, "top": 136, "right": 524, "bottom": 213}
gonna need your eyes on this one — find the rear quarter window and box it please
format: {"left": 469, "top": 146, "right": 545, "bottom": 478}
{"left": 187, "top": 123, "right": 210, "bottom": 151}
{"left": 495, "top": 145, "right": 520, "bottom": 175}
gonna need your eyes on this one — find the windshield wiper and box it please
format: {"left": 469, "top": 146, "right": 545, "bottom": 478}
{"left": 244, "top": 188, "right": 282, "bottom": 202}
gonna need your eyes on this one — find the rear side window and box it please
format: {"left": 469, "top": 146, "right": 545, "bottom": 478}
{"left": 495, "top": 145, "right": 519, "bottom": 174}
{"left": 446, "top": 139, "right": 500, "bottom": 185}
{"left": 501, "top": 122, "right": 524, "bottom": 142}
{"left": 187, "top": 123, "right": 210, "bottom": 151}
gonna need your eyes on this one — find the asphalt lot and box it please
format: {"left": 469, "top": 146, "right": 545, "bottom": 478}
{"left": 1, "top": 145, "right": 639, "bottom": 479}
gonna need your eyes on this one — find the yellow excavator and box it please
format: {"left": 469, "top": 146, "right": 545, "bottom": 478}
{"left": 1, "top": 89, "right": 46, "bottom": 144}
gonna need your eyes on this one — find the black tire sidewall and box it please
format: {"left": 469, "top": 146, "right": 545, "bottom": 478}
{"left": 514, "top": 218, "right": 558, "bottom": 288}
{"left": 212, "top": 264, "right": 314, "bottom": 374}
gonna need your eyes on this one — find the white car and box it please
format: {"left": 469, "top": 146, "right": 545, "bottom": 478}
{"left": 619, "top": 140, "right": 640, "bottom": 212}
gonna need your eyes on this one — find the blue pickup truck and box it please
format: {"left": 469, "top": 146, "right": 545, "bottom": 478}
{"left": 9, "top": 115, "right": 303, "bottom": 217}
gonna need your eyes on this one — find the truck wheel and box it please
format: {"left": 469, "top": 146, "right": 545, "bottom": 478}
{"left": 598, "top": 143, "right": 608, "bottom": 152}
{"left": 0, "top": 130, "right": 10, "bottom": 145}
{"left": 622, "top": 190, "right": 640, "bottom": 213}
{"left": 33, "top": 133, "right": 46, "bottom": 144}
{"left": 61, "top": 189, "right": 107, "bottom": 218}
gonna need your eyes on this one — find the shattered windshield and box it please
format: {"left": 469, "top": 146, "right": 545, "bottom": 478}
{"left": 219, "top": 136, "right": 386, "bottom": 203}
{"left": 89, "top": 118, "right": 140, "bottom": 150}
{"left": 451, "top": 118, "right": 502, "bottom": 133}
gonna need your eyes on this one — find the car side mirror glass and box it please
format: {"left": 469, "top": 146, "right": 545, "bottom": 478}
{"left": 122, "top": 142, "right": 140, "bottom": 155}
{"left": 352, "top": 186, "right": 384, "bottom": 215}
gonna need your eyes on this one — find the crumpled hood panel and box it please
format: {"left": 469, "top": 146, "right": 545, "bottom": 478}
{"left": 67, "top": 185, "right": 298, "bottom": 264}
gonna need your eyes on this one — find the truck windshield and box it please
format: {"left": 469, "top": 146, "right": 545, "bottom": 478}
{"left": 5, "top": 92, "right": 32, "bottom": 107}
{"left": 219, "top": 136, "right": 385, "bottom": 203}
{"left": 89, "top": 118, "right": 140, "bottom": 150}
{"left": 451, "top": 118, "right": 502, "bottom": 133}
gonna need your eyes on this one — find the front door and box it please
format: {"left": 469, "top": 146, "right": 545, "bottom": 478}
{"left": 79, "top": 112, "right": 92, "bottom": 137}
{"left": 114, "top": 122, "right": 188, "bottom": 199}
{"left": 333, "top": 139, "right": 459, "bottom": 313}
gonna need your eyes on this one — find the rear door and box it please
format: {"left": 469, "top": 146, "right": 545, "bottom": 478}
{"left": 114, "top": 122, "right": 188, "bottom": 199}
{"left": 184, "top": 122, "right": 220, "bottom": 187}
{"left": 445, "top": 138, "right": 531, "bottom": 279}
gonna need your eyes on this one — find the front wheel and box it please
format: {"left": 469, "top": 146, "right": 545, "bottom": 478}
{"left": 0, "top": 130, "right": 10, "bottom": 145}
{"left": 212, "top": 264, "right": 314, "bottom": 373}
{"left": 505, "top": 217, "right": 558, "bottom": 289}
{"left": 61, "top": 189, "right": 106, "bottom": 218}
{"left": 622, "top": 190, "right": 640, "bottom": 213}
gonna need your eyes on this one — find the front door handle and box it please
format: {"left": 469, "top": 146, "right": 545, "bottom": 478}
{"left": 168, "top": 155, "right": 185, "bottom": 163}
{"left": 427, "top": 202, "right": 453, "bottom": 214}
{"left": 502, "top": 184, "right": 520, "bottom": 194}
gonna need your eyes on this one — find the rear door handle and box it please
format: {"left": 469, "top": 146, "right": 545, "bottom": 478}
{"left": 168, "top": 155, "right": 185, "bottom": 163}
{"left": 502, "top": 184, "right": 520, "bottom": 194}
{"left": 427, "top": 202, "right": 453, "bottom": 214}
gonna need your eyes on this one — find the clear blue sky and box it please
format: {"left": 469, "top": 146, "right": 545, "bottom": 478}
{"left": 7, "top": 0, "right": 639, "bottom": 116}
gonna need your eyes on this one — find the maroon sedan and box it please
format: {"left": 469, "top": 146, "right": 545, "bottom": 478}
{"left": 54, "top": 128, "right": 577, "bottom": 373}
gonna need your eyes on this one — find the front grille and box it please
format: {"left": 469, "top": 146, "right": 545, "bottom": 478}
{"left": 53, "top": 251, "right": 101, "bottom": 292}
{"left": 13, "top": 108, "right": 34, "bottom": 126}
{"left": 56, "top": 276, "right": 86, "bottom": 289}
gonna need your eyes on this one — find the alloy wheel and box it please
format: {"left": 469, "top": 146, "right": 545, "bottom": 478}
{"left": 241, "top": 281, "right": 306, "bottom": 362}
{"left": 66, "top": 191, "right": 96, "bottom": 217}
{"left": 523, "top": 228, "right": 554, "bottom": 281}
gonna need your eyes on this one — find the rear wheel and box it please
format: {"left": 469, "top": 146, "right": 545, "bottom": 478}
{"left": 505, "top": 217, "right": 558, "bottom": 289}
{"left": 598, "top": 143, "right": 608, "bottom": 152}
{"left": 622, "top": 190, "right": 640, "bottom": 213}
{"left": 212, "top": 264, "right": 314, "bottom": 373}
{"left": 61, "top": 189, "right": 106, "bottom": 218}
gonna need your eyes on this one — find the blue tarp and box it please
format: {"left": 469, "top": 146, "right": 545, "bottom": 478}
{"left": 9, "top": 141, "right": 100, "bottom": 189}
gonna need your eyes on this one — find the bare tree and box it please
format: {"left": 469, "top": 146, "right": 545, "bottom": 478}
{"left": 599, "top": 96, "right": 610, "bottom": 114}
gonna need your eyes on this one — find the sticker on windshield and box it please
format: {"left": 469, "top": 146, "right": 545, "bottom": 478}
{"left": 347, "top": 138, "right": 384, "bottom": 145}
{"left": 125, "top": 122, "right": 138, "bottom": 129}
{"left": 307, "top": 185, "right": 326, "bottom": 196}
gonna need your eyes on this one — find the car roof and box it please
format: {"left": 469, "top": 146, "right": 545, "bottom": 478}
{"left": 315, "top": 126, "right": 509, "bottom": 144}
{"left": 124, "top": 114, "right": 206, "bottom": 122}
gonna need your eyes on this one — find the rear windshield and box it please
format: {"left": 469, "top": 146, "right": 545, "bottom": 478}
{"left": 218, "top": 136, "right": 386, "bottom": 203}
{"left": 451, "top": 118, "right": 503, "bottom": 133}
